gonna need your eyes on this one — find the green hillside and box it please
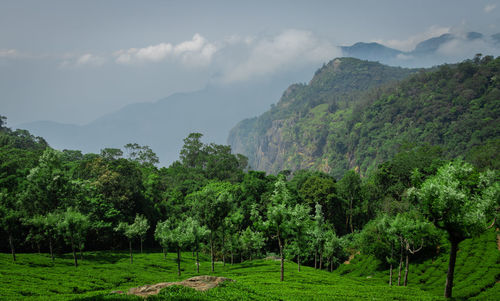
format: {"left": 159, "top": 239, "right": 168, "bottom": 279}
{"left": 0, "top": 250, "right": 440, "bottom": 300}
{"left": 336, "top": 229, "right": 499, "bottom": 300}
{"left": 1, "top": 229, "right": 497, "bottom": 300}
{"left": 228, "top": 56, "right": 500, "bottom": 178}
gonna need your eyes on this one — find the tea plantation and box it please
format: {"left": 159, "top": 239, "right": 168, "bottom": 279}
{"left": 1, "top": 229, "right": 498, "bottom": 300}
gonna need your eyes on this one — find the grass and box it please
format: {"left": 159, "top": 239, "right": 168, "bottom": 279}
{"left": 1, "top": 250, "right": 440, "bottom": 300}
{"left": 336, "top": 229, "right": 500, "bottom": 300}
{"left": 0, "top": 230, "right": 497, "bottom": 300}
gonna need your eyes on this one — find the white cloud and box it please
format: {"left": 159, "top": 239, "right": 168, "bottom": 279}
{"left": 373, "top": 26, "right": 451, "bottom": 51}
{"left": 436, "top": 36, "right": 500, "bottom": 60}
{"left": 0, "top": 49, "right": 20, "bottom": 58}
{"left": 76, "top": 53, "right": 106, "bottom": 66}
{"left": 114, "top": 34, "right": 217, "bottom": 67}
{"left": 484, "top": 4, "right": 496, "bottom": 13}
{"left": 221, "top": 29, "right": 341, "bottom": 82}
{"left": 60, "top": 53, "right": 106, "bottom": 68}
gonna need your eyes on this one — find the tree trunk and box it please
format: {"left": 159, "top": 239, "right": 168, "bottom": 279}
{"left": 9, "top": 234, "right": 16, "bottom": 262}
{"left": 129, "top": 240, "right": 133, "bottom": 264}
{"left": 404, "top": 251, "right": 409, "bottom": 286}
{"left": 140, "top": 238, "right": 143, "bottom": 254}
{"left": 163, "top": 247, "right": 166, "bottom": 260}
{"left": 37, "top": 243, "right": 41, "bottom": 254}
{"left": 80, "top": 248, "right": 84, "bottom": 261}
{"left": 319, "top": 251, "right": 323, "bottom": 270}
{"left": 177, "top": 248, "right": 181, "bottom": 276}
{"left": 49, "top": 238, "right": 54, "bottom": 262}
{"left": 71, "top": 239, "right": 78, "bottom": 268}
{"left": 210, "top": 232, "right": 214, "bottom": 272}
{"left": 349, "top": 199, "right": 354, "bottom": 233}
{"left": 389, "top": 264, "right": 393, "bottom": 286}
{"left": 397, "top": 244, "right": 403, "bottom": 286}
{"left": 279, "top": 238, "right": 284, "bottom": 282}
{"left": 298, "top": 255, "right": 301, "bottom": 272}
{"left": 231, "top": 251, "right": 234, "bottom": 265}
{"left": 196, "top": 251, "right": 200, "bottom": 274}
{"left": 444, "top": 239, "right": 460, "bottom": 298}
{"left": 222, "top": 228, "right": 226, "bottom": 267}
{"left": 314, "top": 252, "right": 317, "bottom": 269}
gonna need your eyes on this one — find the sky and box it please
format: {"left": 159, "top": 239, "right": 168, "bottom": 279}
{"left": 1, "top": 0, "right": 500, "bottom": 126}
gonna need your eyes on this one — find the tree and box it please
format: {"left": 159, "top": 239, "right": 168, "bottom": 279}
{"left": 154, "top": 217, "right": 196, "bottom": 276}
{"left": 287, "top": 203, "right": 311, "bottom": 272}
{"left": 240, "top": 227, "right": 266, "bottom": 261}
{"left": 189, "top": 219, "right": 208, "bottom": 273}
{"left": 265, "top": 175, "right": 294, "bottom": 281}
{"left": 115, "top": 219, "right": 140, "bottom": 264}
{"left": 410, "top": 161, "right": 498, "bottom": 298}
{"left": 337, "top": 170, "right": 362, "bottom": 233}
{"left": 133, "top": 214, "right": 150, "bottom": 253}
{"left": 124, "top": 143, "right": 159, "bottom": 166}
{"left": 188, "top": 182, "right": 233, "bottom": 272}
{"left": 388, "top": 213, "right": 430, "bottom": 286}
{"left": 58, "top": 208, "right": 90, "bottom": 267}
{"left": 179, "top": 133, "right": 205, "bottom": 169}
{"left": 323, "top": 230, "right": 347, "bottom": 272}
{"left": 310, "top": 203, "right": 327, "bottom": 270}
{"left": 0, "top": 192, "right": 21, "bottom": 262}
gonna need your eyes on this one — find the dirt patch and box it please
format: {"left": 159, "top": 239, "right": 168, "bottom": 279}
{"left": 122, "top": 276, "right": 233, "bottom": 298}
{"left": 497, "top": 233, "right": 500, "bottom": 251}
{"left": 265, "top": 255, "right": 281, "bottom": 261}
{"left": 343, "top": 251, "right": 360, "bottom": 265}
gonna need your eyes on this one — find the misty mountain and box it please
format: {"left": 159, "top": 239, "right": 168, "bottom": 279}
{"left": 341, "top": 31, "right": 499, "bottom": 67}
{"left": 341, "top": 42, "right": 403, "bottom": 62}
{"left": 18, "top": 75, "right": 305, "bottom": 165}
{"left": 18, "top": 31, "right": 499, "bottom": 167}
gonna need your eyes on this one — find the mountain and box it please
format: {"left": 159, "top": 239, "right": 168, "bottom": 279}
{"left": 340, "top": 31, "right": 498, "bottom": 67}
{"left": 341, "top": 42, "right": 403, "bottom": 62}
{"left": 228, "top": 56, "right": 500, "bottom": 178}
{"left": 19, "top": 76, "right": 301, "bottom": 165}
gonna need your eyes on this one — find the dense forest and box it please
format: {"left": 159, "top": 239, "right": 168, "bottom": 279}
{"left": 229, "top": 55, "right": 500, "bottom": 178}
{"left": 1, "top": 67, "right": 499, "bottom": 299}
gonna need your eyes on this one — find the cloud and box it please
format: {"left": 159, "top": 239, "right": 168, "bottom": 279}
{"left": 373, "top": 26, "right": 451, "bottom": 51}
{"left": 484, "top": 4, "right": 496, "bottom": 13}
{"left": 220, "top": 29, "right": 341, "bottom": 82}
{"left": 0, "top": 49, "right": 19, "bottom": 58}
{"left": 436, "top": 36, "right": 500, "bottom": 60}
{"left": 59, "top": 53, "right": 106, "bottom": 68}
{"left": 114, "top": 34, "right": 217, "bottom": 67}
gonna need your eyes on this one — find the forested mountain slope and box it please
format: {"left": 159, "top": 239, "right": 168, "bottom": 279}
{"left": 228, "top": 56, "right": 500, "bottom": 178}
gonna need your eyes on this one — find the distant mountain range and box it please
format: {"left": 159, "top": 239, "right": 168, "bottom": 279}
{"left": 18, "top": 31, "right": 500, "bottom": 166}
{"left": 18, "top": 76, "right": 298, "bottom": 165}
{"left": 342, "top": 31, "right": 499, "bottom": 67}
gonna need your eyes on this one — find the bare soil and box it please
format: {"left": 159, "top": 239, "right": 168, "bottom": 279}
{"left": 120, "top": 275, "right": 233, "bottom": 298}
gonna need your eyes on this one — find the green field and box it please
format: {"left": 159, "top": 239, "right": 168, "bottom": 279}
{"left": 1, "top": 230, "right": 498, "bottom": 300}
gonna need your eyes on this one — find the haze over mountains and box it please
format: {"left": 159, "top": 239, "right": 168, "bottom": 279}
{"left": 17, "top": 31, "right": 500, "bottom": 166}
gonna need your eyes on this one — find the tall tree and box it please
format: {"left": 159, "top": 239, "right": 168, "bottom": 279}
{"left": 114, "top": 219, "right": 140, "bottom": 264}
{"left": 411, "top": 161, "right": 498, "bottom": 298}
{"left": 155, "top": 217, "right": 196, "bottom": 276}
{"left": 57, "top": 208, "right": 90, "bottom": 267}
{"left": 133, "top": 214, "right": 150, "bottom": 253}
{"left": 188, "top": 182, "right": 233, "bottom": 272}
{"left": 337, "top": 170, "right": 362, "bottom": 233}
{"left": 265, "top": 175, "right": 294, "bottom": 281}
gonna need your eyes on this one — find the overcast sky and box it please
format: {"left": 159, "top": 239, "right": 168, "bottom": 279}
{"left": 1, "top": 0, "right": 500, "bottom": 126}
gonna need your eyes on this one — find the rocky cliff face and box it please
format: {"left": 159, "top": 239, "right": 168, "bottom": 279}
{"left": 228, "top": 57, "right": 417, "bottom": 175}
{"left": 229, "top": 56, "right": 500, "bottom": 178}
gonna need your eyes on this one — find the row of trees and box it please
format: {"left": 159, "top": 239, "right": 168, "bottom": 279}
{"left": 1, "top": 117, "right": 498, "bottom": 298}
